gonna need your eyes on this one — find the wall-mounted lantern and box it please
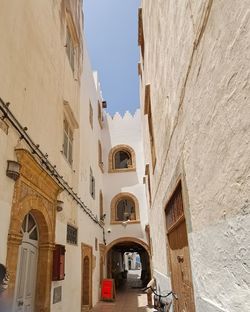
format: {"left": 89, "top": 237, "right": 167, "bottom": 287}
{"left": 102, "top": 101, "right": 107, "bottom": 109}
{"left": 6, "top": 160, "right": 21, "bottom": 181}
{"left": 56, "top": 200, "right": 64, "bottom": 212}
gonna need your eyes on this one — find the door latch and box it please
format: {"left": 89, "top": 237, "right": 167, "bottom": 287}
{"left": 18, "top": 300, "right": 24, "bottom": 307}
{"left": 177, "top": 255, "right": 184, "bottom": 263}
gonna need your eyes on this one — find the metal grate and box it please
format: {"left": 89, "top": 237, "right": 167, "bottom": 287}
{"left": 67, "top": 224, "right": 78, "bottom": 245}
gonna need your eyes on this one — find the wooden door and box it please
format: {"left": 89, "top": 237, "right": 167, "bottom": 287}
{"left": 81, "top": 244, "right": 93, "bottom": 312}
{"left": 99, "top": 244, "right": 105, "bottom": 287}
{"left": 14, "top": 214, "right": 38, "bottom": 312}
{"left": 166, "top": 183, "right": 195, "bottom": 312}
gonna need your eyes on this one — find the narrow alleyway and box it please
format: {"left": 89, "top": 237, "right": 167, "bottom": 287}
{"left": 92, "top": 271, "right": 154, "bottom": 312}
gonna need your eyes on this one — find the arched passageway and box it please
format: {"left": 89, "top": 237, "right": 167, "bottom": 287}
{"left": 106, "top": 238, "right": 151, "bottom": 291}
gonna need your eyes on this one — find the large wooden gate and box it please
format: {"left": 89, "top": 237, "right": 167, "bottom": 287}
{"left": 165, "top": 182, "right": 195, "bottom": 312}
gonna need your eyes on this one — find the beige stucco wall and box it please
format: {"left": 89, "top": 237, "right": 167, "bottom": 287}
{"left": 140, "top": 0, "right": 250, "bottom": 311}
{"left": 0, "top": 1, "right": 104, "bottom": 311}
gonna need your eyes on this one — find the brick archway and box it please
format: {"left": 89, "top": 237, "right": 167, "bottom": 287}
{"left": 6, "top": 149, "right": 61, "bottom": 312}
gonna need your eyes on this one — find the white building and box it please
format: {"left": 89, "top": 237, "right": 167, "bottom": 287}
{"left": 139, "top": 1, "right": 250, "bottom": 312}
{"left": 1, "top": 1, "right": 249, "bottom": 312}
{"left": 0, "top": 1, "right": 150, "bottom": 311}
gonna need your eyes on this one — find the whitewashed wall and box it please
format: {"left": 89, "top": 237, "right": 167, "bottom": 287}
{"left": 102, "top": 110, "right": 149, "bottom": 246}
{"left": 140, "top": 0, "right": 250, "bottom": 311}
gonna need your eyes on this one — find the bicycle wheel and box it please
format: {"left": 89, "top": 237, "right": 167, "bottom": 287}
{"left": 163, "top": 300, "right": 172, "bottom": 312}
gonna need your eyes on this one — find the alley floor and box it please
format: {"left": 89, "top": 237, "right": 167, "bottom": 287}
{"left": 92, "top": 271, "right": 155, "bottom": 312}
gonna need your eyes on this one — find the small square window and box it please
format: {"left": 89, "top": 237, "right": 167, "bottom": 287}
{"left": 66, "top": 224, "right": 78, "bottom": 245}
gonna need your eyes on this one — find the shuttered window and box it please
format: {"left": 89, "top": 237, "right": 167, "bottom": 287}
{"left": 90, "top": 168, "right": 95, "bottom": 199}
{"left": 165, "top": 182, "right": 184, "bottom": 232}
{"left": 63, "top": 118, "right": 73, "bottom": 165}
{"left": 52, "top": 244, "right": 65, "bottom": 281}
{"left": 66, "top": 27, "right": 75, "bottom": 72}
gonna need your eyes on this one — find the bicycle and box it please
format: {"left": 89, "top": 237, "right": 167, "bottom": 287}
{"left": 143, "top": 286, "right": 178, "bottom": 312}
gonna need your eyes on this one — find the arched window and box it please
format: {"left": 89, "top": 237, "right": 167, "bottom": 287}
{"left": 114, "top": 150, "right": 132, "bottom": 169}
{"left": 108, "top": 145, "right": 136, "bottom": 172}
{"left": 110, "top": 193, "right": 140, "bottom": 224}
{"left": 116, "top": 198, "right": 135, "bottom": 221}
{"left": 21, "top": 213, "right": 39, "bottom": 241}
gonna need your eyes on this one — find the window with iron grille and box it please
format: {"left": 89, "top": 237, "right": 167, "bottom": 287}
{"left": 63, "top": 118, "right": 73, "bottom": 165}
{"left": 66, "top": 224, "right": 78, "bottom": 245}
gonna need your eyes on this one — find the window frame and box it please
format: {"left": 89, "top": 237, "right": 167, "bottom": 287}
{"left": 98, "top": 101, "right": 103, "bottom": 128}
{"left": 90, "top": 167, "right": 95, "bottom": 199}
{"left": 108, "top": 145, "right": 136, "bottom": 173}
{"left": 63, "top": 117, "right": 74, "bottom": 166}
{"left": 52, "top": 244, "right": 66, "bottom": 281}
{"left": 89, "top": 101, "right": 93, "bottom": 129}
{"left": 144, "top": 84, "right": 156, "bottom": 172}
{"left": 66, "top": 26, "right": 75, "bottom": 73}
{"left": 99, "top": 190, "right": 104, "bottom": 223}
{"left": 145, "top": 164, "right": 152, "bottom": 207}
{"left": 115, "top": 197, "right": 136, "bottom": 222}
{"left": 138, "top": 8, "right": 145, "bottom": 66}
{"left": 110, "top": 192, "right": 140, "bottom": 225}
{"left": 66, "top": 224, "right": 78, "bottom": 245}
{"left": 98, "top": 140, "right": 104, "bottom": 172}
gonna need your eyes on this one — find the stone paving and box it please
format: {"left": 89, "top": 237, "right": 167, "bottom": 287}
{"left": 91, "top": 271, "right": 155, "bottom": 312}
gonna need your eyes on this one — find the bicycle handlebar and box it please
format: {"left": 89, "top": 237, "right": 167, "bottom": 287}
{"left": 143, "top": 286, "right": 178, "bottom": 300}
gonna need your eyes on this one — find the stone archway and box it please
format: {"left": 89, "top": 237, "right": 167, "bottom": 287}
{"left": 105, "top": 237, "right": 151, "bottom": 256}
{"left": 6, "top": 149, "right": 61, "bottom": 312}
{"left": 105, "top": 237, "right": 152, "bottom": 288}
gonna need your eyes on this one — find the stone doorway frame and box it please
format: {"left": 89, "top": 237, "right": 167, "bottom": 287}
{"left": 6, "top": 149, "right": 61, "bottom": 312}
{"left": 81, "top": 243, "right": 93, "bottom": 311}
{"left": 105, "top": 237, "right": 152, "bottom": 280}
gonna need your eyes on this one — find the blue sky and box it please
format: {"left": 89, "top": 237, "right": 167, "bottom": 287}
{"left": 84, "top": 0, "right": 141, "bottom": 116}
